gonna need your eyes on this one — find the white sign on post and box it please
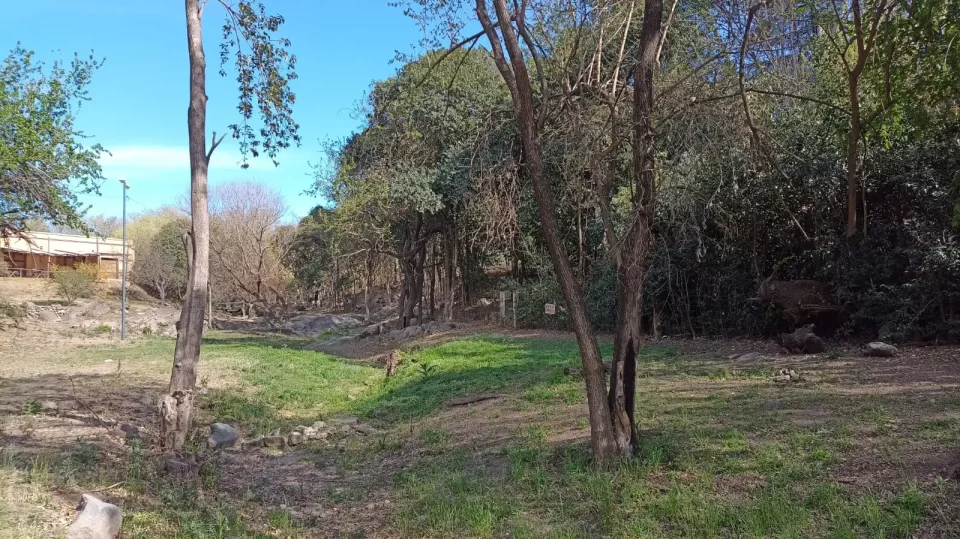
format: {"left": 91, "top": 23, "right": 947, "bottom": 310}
{"left": 544, "top": 303, "right": 556, "bottom": 315}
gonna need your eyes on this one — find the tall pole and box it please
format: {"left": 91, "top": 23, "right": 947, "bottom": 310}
{"left": 120, "top": 178, "right": 129, "bottom": 340}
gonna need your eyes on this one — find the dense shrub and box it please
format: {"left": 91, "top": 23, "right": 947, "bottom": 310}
{"left": 51, "top": 264, "right": 98, "bottom": 303}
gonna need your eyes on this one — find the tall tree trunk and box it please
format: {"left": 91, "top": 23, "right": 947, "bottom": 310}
{"left": 161, "top": 0, "right": 211, "bottom": 451}
{"left": 364, "top": 250, "right": 373, "bottom": 322}
{"left": 479, "top": 0, "right": 617, "bottom": 465}
{"left": 443, "top": 219, "right": 457, "bottom": 322}
{"left": 845, "top": 75, "right": 862, "bottom": 238}
{"left": 430, "top": 240, "right": 437, "bottom": 319}
{"left": 606, "top": 0, "right": 662, "bottom": 456}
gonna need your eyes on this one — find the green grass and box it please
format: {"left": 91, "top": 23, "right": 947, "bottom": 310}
{"left": 2, "top": 331, "right": 951, "bottom": 538}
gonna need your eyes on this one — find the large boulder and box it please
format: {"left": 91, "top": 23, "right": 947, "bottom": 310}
{"left": 66, "top": 494, "right": 122, "bottom": 539}
{"left": 865, "top": 341, "right": 899, "bottom": 358}
{"left": 207, "top": 423, "right": 240, "bottom": 449}
{"left": 778, "top": 324, "right": 825, "bottom": 354}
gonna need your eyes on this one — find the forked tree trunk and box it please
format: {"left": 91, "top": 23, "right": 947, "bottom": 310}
{"left": 160, "top": 0, "right": 211, "bottom": 451}
{"left": 480, "top": 0, "right": 617, "bottom": 465}
{"left": 606, "top": 0, "right": 662, "bottom": 455}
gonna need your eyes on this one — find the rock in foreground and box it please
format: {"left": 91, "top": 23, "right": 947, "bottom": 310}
{"left": 66, "top": 494, "right": 122, "bottom": 539}
{"left": 865, "top": 341, "right": 899, "bottom": 357}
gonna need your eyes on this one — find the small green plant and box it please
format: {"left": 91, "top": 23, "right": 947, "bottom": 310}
{"left": 418, "top": 362, "right": 438, "bottom": 377}
{"left": 23, "top": 398, "right": 41, "bottom": 415}
{"left": 51, "top": 264, "right": 98, "bottom": 303}
{"left": 26, "top": 456, "right": 50, "bottom": 485}
{"left": 0, "top": 296, "right": 25, "bottom": 322}
{"left": 89, "top": 324, "right": 113, "bottom": 336}
{"left": 267, "top": 509, "right": 295, "bottom": 530}
{"left": 127, "top": 438, "right": 143, "bottom": 490}
{"left": 70, "top": 443, "right": 99, "bottom": 469}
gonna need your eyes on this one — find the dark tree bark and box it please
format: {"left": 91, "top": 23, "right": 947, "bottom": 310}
{"left": 364, "top": 249, "right": 374, "bottom": 322}
{"left": 606, "top": 0, "right": 663, "bottom": 455}
{"left": 443, "top": 218, "right": 457, "bottom": 322}
{"left": 476, "top": 0, "right": 618, "bottom": 465}
{"left": 160, "top": 0, "right": 214, "bottom": 451}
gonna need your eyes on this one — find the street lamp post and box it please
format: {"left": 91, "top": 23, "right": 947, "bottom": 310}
{"left": 120, "top": 178, "right": 129, "bottom": 340}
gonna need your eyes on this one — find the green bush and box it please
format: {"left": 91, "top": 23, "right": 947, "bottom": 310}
{"left": 51, "top": 264, "right": 98, "bottom": 303}
{"left": 0, "top": 296, "right": 25, "bottom": 321}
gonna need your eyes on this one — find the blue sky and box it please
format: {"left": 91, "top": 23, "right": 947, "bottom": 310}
{"left": 2, "top": 1, "right": 424, "bottom": 221}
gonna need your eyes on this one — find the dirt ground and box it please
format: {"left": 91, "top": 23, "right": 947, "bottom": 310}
{"left": 1, "top": 304, "right": 959, "bottom": 536}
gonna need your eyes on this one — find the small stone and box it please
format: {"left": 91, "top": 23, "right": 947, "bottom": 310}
{"left": 208, "top": 423, "right": 240, "bottom": 449}
{"left": 312, "top": 420, "right": 327, "bottom": 430}
{"left": 66, "top": 494, "right": 122, "bottom": 539}
{"left": 39, "top": 400, "right": 59, "bottom": 412}
{"left": 288, "top": 432, "right": 303, "bottom": 446}
{"left": 241, "top": 437, "right": 265, "bottom": 450}
{"left": 165, "top": 458, "right": 197, "bottom": 477}
{"left": 351, "top": 424, "right": 378, "bottom": 435}
{"left": 119, "top": 423, "right": 140, "bottom": 442}
{"left": 865, "top": 342, "right": 899, "bottom": 358}
{"left": 303, "top": 427, "right": 318, "bottom": 439}
{"left": 263, "top": 435, "right": 286, "bottom": 449}
{"left": 104, "top": 359, "right": 114, "bottom": 363}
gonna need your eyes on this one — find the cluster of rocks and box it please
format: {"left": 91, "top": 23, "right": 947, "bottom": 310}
{"left": 778, "top": 324, "right": 825, "bottom": 354}
{"left": 288, "top": 313, "right": 364, "bottom": 335}
{"left": 772, "top": 368, "right": 803, "bottom": 383}
{"left": 319, "top": 320, "right": 456, "bottom": 348}
{"left": 207, "top": 418, "right": 379, "bottom": 453}
{"left": 19, "top": 299, "right": 179, "bottom": 337}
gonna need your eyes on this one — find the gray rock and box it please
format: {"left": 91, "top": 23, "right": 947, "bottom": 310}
{"left": 302, "top": 426, "right": 318, "bottom": 439}
{"left": 241, "top": 437, "right": 265, "bottom": 450}
{"left": 772, "top": 374, "right": 791, "bottom": 384}
{"left": 351, "top": 424, "right": 378, "bottom": 435}
{"left": 288, "top": 432, "right": 303, "bottom": 446}
{"left": 164, "top": 458, "right": 197, "bottom": 478}
{"left": 39, "top": 400, "right": 59, "bottom": 412}
{"left": 312, "top": 420, "right": 327, "bottom": 430}
{"left": 865, "top": 342, "right": 899, "bottom": 357}
{"left": 66, "top": 494, "right": 122, "bottom": 539}
{"left": 263, "top": 435, "right": 286, "bottom": 449}
{"left": 119, "top": 423, "right": 140, "bottom": 442}
{"left": 207, "top": 423, "right": 240, "bottom": 449}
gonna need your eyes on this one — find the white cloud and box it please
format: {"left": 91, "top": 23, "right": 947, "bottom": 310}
{"left": 99, "top": 145, "right": 277, "bottom": 172}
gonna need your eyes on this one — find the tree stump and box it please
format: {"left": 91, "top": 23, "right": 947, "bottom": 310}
{"left": 385, "top": 350, "right": 402, "bottom": 377}
{"left": 158, "top": 390, "right": 195, "bottom": 451}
